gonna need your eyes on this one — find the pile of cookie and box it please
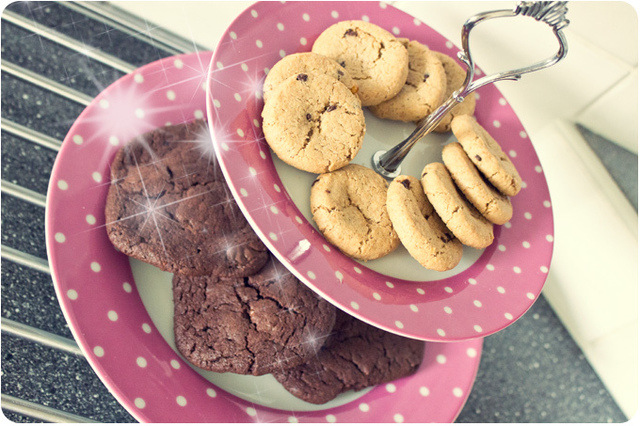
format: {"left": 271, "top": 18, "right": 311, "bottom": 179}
{"left": 105, "top": 119, "right": 424, "bottom": 404}
{"left": 262, "top": 20, "right": 522, "bottom": 271}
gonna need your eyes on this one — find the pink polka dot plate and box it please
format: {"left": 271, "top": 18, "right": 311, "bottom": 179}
{"left": 207, "top": 1, "right": 554, "bottom": 342}
{"left": 45, "top": 50, "right": 482, "bottom": 422}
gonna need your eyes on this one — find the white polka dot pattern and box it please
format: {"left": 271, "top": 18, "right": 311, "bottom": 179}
{"left": 45, "top": 2, "right": 543, "bottom": 423}
{"left": 46, "top": 46, "right": 484, "bottom": 423}
{"left": 206, "top": 2, "right": 553, "bottom": 345}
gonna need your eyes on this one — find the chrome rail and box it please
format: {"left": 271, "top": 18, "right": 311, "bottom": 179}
{"left": 1, "top": 318, "right": 83, "bottom": 357}
{"left": 1, "top": 394, "right": 94, "bottom": 423}
{"left": 3, "top": 9, "right": 137, "bottom": 74}
{"left": 1, "top": 180, "right": 47, "bottom": 208}
{"left": 1, "top": 61, "right": 94, "bottom": 106}
{"left": 1, "top": 245, "right": 50, "bottom": 275}
{"left": 1, "top": 119, "right": 63, "bottom": 151}
{"left": 0, "top": 2, "right": 196, "bottom": 421}
{"left": 62, "top": 1, "right": 206, "bottom": 54}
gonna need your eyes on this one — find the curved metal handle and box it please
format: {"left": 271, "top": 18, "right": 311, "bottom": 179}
{"left": 458, "top": 1, "right": 569, "bottom": 94}
{"left": 372, "top": 1, "right": 569, "bottom": 179}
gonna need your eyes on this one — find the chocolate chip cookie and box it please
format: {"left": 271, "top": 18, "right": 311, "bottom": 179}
{"left": 262, "top": 72, "right": 365, "bottom": 173}
{"left": 442, "top": 142, "right": 513, "bottom": 225}
{"left": 310, "top": 164, "right": 400, "bottom": 260}
{"left": 369, "top": 38, "right": 447, "bottom": 122}
{"left": 263, "top": 52, "right": 357, "bottom": 104}
{"left": 387, "top": 175, "right": 463, "bottom": 271}
{"left": 451, "top": 114, "right": 522, "bottom": 196}
{"left": 312, "top": 20, "right": 409, "bottom": 106}
{"left": 421, "top": 162, "right": 494, "bottom": 249}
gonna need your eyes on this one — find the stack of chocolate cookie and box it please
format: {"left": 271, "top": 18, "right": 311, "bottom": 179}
{"left": 105, "top": 119, "right": 424, "bottom": 404}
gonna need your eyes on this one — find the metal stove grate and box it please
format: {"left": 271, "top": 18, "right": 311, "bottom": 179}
{"left": 1, "top": 2, "right": 204, "bottom": 421}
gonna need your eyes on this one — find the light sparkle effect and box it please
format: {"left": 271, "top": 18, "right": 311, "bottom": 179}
{"left": 27, "top": 2, "right": 333, "bottom": 418}
{"left": 206, "top": 42, "right": 310, "bottom": 253}
{"left": 79, "top": 60, "right": 210, "bottom": 172}
{"left": 99, "top": 122, "right": 248, "bottom": 268}
{"left": 207, "top": 47, "right": 267, "bottom": 152}
{"left": 245, "top": 255, "right": 332, "bottom": 378}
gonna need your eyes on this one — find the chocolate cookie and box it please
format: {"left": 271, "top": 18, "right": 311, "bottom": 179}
{"left": 105, "top": 120, "right": 269, "bottom": 277}
{"left": 312, "top": 20, "right": 409, "bottom": 106}
{"left": 451, "top": 114, "right": 522, "bottom": 196}
{"left": 173, "top": 256, "right": 337, "bottom": 376}
{"left": 310, "top": 164, "right": 400, "bottom": 260}
{"left": 369, "top": 38, "right": 447, "bottom": 122}
{"left": 442, "top": 142, "right": 513, "bottom": 225}
{"left": 262, "top": 52, "right": 358, "bottom": 104}
{"left": 387, "top": 175, "right": 463, "bottom": 271}
{"left": 273, "top": 310, "right": 425, "bottom": 404}
{"left": 262, "top": 72, "right": 365, "bottom": 174}
{"left": 421, "top": 162, "right": 494, "bottom": 249}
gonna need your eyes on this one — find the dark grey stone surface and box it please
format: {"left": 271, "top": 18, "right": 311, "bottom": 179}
{"left": 1, "top": 196, "right": 48, "bottom": 260}
{"left": 0, "top": 1, "right": 630, "bottom": 423}
{"left": 1, "top": 335, "right": 136, "bottom": 423}
{"left": 6, "top": 1, "right": 172, "bottom": 70}
{"left": 1, "top": 72, "right": 85, "bottom": 141}
{"left": 1, "top": 260, "right": 71, "bottom": 338}
{"left": 1, "top": 133, "right": 58, "bottom": 195}
{"left": 1, "top": 20, "right": 126, "bottom": 98}
{"left": 458, "top": 296, "right": 626, "bottom": 423}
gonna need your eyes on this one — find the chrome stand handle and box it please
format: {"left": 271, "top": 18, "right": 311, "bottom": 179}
{"left": 372, "top": 1, "right": 570, "bottom": 179}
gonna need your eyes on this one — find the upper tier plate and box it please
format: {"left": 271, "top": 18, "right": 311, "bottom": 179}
{"left": 206, "top": 1, "right": 554, "bottom": 341}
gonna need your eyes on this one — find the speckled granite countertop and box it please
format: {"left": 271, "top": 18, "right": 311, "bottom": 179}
{"left": 0, "top": 1, "right": 629, "bottom": 422}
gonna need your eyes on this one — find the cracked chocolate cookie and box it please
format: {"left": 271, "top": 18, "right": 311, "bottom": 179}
{"left": 369, "top": 38, "right": 447, "bottom": 122}
{"left": 311, "top": 20, "right": 409, "bottom": 107}
{"left": 173, "top": 255, "right": 337, "bottom": 376}
{"left": 105, "top": 120, "right": 269, "bottom": 277}
{"left": 262, "top": 52, "right": 358, "bottom": 104}
{"left": 310, "top": 164, "right": 400, "bottom": 261}
{"left": 432, "top": 51, "right": 477, "bottom": 133}
{"left": 387, "top": 175, "right": 463, "bottom": 271}
{"left": 442, "top": 142, "right": 513, "bottom": 225}
{"left": 451, "top": 114, "right": 522, "bottom": 197}
{"left": 272, "top": 309, "right": 425, "bottom": 405}
{"left": 421, "top": 162, "right": 494, "bottom": 249}
{"left": 262, "top": 72, "right": 365, "bottom": 174}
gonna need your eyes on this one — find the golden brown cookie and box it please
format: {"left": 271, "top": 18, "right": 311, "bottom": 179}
{"left": 369, "top": 39, "right": 447, "bottom": 122}
{"left": 421, "top": 162, "right": 494, "bottom": 249}
{"left": 261, "top": 72, "right": 365, "bottom": 174}
{"left": 442, "top": 142, "right": 513, "bottom": 225}
{"left": 432, "top": 51, "right": 476, "bottom": 133}
{"left": 312, "top": 20, "right": 409, "bottom": 107}
{"left": 451, "top": 114, "right": 522, "bottom": 196}
{"left": 262, "top": 52, "right": 357, "bottom": 104}
{"left": 310, "top": 164, "right": 400, "bottom": 260}
{"left": 387, "top": 175, "right": 462, "bottom": 271}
